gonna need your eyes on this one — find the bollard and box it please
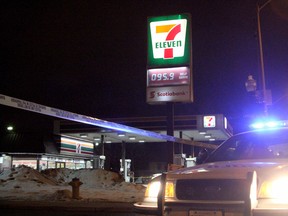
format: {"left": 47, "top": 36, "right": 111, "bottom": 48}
{"left": 69, "top": 177, "right": 83, "bottom": 199}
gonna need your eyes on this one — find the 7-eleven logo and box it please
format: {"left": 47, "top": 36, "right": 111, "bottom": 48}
{"left": 150, "top": 19, "right": 187, "bottom": 59}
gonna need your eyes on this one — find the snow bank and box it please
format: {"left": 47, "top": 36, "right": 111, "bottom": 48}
{"left": 41, "top": 168, "right": 124, "bottom": 187}
{"left": 0, "top": 165, "right": 57, "bottom": 189}
{"left": 0, "top": 166, "right": 145, "bottom": 203}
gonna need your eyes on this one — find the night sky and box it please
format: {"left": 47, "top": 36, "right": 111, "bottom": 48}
{"left": 1, "top": 0, "right": 288, "bottom": 133}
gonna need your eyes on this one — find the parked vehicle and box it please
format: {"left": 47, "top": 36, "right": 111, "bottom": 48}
{"left": 134, "top": 121, "right": 288, "bottom": 216}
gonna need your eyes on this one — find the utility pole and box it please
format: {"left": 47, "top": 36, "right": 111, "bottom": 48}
{"left": 257, "top": 0, "right": 273, "bottom": 116}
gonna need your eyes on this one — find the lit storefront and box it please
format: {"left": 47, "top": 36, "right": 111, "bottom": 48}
{"left": 0, "top": 132, "right": 98, "bottom": 171}
{"left": 8, "top": 154, "right": 92, "bottom": 170}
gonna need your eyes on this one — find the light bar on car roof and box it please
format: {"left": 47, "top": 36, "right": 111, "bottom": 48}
{"left": 250, "top": 120, "right": 288, "bottom": 129}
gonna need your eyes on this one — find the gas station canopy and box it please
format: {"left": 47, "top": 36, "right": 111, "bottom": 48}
{"left": 58, "top": 114, "right": 233, "bottom": 148}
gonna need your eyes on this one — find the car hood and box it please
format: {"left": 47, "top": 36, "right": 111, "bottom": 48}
{"left": 168, "top": 159, "right": 288, "bottom": 180}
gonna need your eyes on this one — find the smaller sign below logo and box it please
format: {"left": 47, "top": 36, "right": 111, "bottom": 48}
{"left": 147, "top": 85, "right": 192, "bottom": 104}
{"left": 147, "top": 66, "right": 190, "bottom": 87}
{"left": 203, "top": 116, "right": 216, "bottom": 128}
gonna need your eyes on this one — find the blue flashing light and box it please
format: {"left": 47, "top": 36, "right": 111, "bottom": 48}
{"left": 266, "top": 121, "right": 278, "bottom": 128}
{"left": 250, "top": 120, "right": 288, "bottom": 130}
{"left": 251, "top": 122, "right": 265, "bottom": 129}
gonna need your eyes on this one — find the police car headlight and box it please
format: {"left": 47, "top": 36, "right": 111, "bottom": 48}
{"left": 259, "top": 176, "right": 288, "bottom": 200}
{"left": 145, "top": 181, "right": 175, "bottom": 198}
{"left": 145, "top": 181, "right": 161, "bottom": 198}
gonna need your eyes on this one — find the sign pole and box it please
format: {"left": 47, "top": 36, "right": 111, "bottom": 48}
{"left": 166, "top": 102, "right": 174, "bottom": 164}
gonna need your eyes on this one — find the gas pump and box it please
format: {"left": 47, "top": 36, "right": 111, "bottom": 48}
{"left": 93, "top": 155, "right": 105, "bottom": 169}
{"left": 120, "top": 159, "right": 131, "bottom": 182}
{"left": 99, "top": 155, "right": 105, "bottom": 169}
{"left": 185, "top": 157, "right": 197, "bottom": 167}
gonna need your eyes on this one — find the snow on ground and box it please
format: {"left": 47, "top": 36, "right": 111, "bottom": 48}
{"left": 0, "top": 166, "right": 145, "bottom": 203}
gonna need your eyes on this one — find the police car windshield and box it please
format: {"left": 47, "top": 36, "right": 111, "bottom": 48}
{"left": 205, "top": 128, "right": 288, "bottom": 163}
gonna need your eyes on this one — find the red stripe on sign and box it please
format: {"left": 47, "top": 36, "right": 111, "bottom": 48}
{"left": 166, "top": 24, "right": 181, "bottom": 40}
{"left": 164, "top": 48, "right": 173, "bottom": 58}
{"left": 164, "top": 24, "right": 181, "bottom": 58}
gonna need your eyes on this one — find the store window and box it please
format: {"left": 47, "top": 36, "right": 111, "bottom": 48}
{"left": 13, "top": 159, "right": 37, "bottom": 169}
{"left": 39, "top": 160, "right": 47, "bottom": 170}
{"left": 48, "top": 161, "right": 55, "bottom": 169}
{"left": 75, "top": 163, "right": 85, "bottom": 169}
{"left": 56, "top": 162, "right": 65, "bottom": 168}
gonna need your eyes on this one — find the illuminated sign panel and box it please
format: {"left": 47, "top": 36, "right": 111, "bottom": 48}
{"left": 147, "top": 86, "right": 191, "bottom": 103}
{"left": 146, "top": 14, "right": 193, "bottom": 104}
{"left": 203, "top": 116, "right": 216, "bottom": 128}
{"left": 147, "top": 67, "right": 190, "bottom": 87}
{"left": 147, "top": 14, "right": 191, "bottom": 67}
{"left": 60, "top": 137, "right": 94, "bottom": 156}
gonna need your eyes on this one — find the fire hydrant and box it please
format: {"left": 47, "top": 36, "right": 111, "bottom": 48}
{"left": 69, "top": 177, "right": 83, "bottom": 199}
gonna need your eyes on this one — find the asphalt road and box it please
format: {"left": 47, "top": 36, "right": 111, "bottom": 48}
{"left": 0, "top": 201, "right": 135, "bottom": 216}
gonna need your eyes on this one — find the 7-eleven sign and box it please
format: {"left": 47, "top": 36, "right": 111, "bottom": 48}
{"left": 203, "top": 116, "right": 216, "bottom": 128}
{"left": 147, "top": 14, "right": 191, "bottom": 67}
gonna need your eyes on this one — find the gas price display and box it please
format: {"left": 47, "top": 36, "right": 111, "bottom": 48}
{"left": 147, "top": 67, "right": 190, "bottom": 87}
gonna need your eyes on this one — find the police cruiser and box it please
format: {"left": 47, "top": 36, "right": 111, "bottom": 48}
{"left": 134, "top": 120, "right": 288, "bottom": 216}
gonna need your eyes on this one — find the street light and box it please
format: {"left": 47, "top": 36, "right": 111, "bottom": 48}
{"left": 7, "top": 126, "right": 14, "bottom": 131}
{"left": 257, "top": 0, "right": 273, "bottom": 116}
{"left": 245, "top": 75, "right": 257, "bottom": 93}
